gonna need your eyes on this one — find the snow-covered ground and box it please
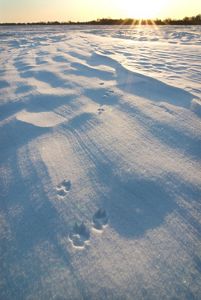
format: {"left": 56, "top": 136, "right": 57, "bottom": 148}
{"left": 0, "top": 25, "right": 201, "bottom": 299}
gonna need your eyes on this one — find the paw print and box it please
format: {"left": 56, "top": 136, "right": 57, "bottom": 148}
{"left": 69, "top": 222, "right": 90, "bottom": 248}
{"left": 92, "top": 208, "right": 108, "bottom": 231}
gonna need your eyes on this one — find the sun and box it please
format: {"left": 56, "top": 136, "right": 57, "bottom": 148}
{"left": 124, "top": 0, "right": 167, "bottom": 19}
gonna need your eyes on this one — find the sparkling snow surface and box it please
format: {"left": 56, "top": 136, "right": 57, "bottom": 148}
{"left": 0, "top": 25, "right": 201, "bottom": 299}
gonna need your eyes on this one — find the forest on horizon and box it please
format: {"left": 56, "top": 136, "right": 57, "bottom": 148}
{"left": 0, "top": 14, "right": 201, "bottom": 26}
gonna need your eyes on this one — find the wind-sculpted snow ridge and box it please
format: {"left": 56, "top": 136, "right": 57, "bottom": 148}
{"left": 191, "top": 98, "right": 201, "bottom": 117}
{"left": 0, "top": 25, "right": 201, "bottom": 300}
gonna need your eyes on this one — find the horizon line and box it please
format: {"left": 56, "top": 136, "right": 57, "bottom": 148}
{"left": 0, "top": 14, "right": 201, "bottom": 25}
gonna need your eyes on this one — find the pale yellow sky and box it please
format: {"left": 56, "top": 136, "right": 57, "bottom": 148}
{"left": 0, "top": 0, "right": 200, "bottom": 23}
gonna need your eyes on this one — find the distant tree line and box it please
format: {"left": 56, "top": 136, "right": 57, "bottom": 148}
{"left": 0, "top": 14, "right": 201, "bottom": 26}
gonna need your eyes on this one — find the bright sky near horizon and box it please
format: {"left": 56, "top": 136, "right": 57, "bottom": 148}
{"left": 0, "top": 0, "right": 200, "bottom": 23}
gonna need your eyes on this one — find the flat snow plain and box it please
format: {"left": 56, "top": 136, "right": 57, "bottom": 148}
{"left": 0, "top": 25, "right": 201, "bottom": 299}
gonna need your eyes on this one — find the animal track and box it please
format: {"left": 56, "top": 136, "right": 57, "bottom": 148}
{"left": 97, "top": 107, "right": 105, "bottom": 115}
{"left": 56, "top": 179, "right": 71, "bottom": 197}
{"left": 68, "top": 208, "right": 108, "bottom": 250}
{"left": 92, "top": 208, "right": 108, "bottom": 231}
{"left": 103, "top": 90, "right": 114, "bottom": 98}
{"left": 69, "top": 222, "right": 90, "bottom": 248}
{"left": 57, "top": 189, "right": 67, "bottom": 197}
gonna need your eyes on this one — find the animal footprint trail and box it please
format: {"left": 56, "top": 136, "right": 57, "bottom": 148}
{"left": 69, "top": 222, "right": 90, "bottom": 248}
{"left": 92, "top": 208, "right": 108, "bottom": 231}
{"left": 56, "top": 179, "right": 71, "bottom": 198}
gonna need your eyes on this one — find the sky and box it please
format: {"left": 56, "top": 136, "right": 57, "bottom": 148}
{"left": 0, "top": 0, "right": 201, "bottom": 23}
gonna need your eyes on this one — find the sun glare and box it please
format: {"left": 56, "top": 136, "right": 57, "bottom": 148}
{"left": 124, "top": 0, "right": 168, "bottom": 19}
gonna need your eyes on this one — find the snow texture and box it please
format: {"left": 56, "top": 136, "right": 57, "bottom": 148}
{"left": 0, "top": 25, "right": 201, "bottom": 300}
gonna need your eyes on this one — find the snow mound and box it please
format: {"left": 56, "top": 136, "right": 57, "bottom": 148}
{"left": 16, "top": 110, "right": 66, "bottom": 127}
